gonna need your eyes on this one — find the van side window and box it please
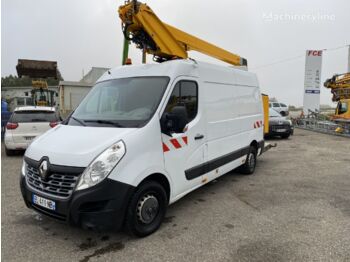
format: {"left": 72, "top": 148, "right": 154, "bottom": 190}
{"left": 273, "top": 103, "right": 279, "bottom": 107}
{"left": 164, "top": 81, "right": 198, "bottom": 122}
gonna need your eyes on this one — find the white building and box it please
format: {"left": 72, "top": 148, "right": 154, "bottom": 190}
{"left": 58, "top": 67, "right": 109, "bottom": 118}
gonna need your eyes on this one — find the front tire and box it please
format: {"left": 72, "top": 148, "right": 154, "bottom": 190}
{"left": 125, "top": 181, "right": 167, "bottom": 237}
{"left": 239, "top": 146, "right": 257, "bottom": 175}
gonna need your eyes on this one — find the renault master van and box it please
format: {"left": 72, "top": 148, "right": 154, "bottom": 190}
{"left": 20, "top": 60, "right": 265, "bottom": 237}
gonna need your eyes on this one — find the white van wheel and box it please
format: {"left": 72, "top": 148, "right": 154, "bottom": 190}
{"left": 125, "top": 181, "right": 167, "bottom": 237}
{"left": 137, "top": 194, "right": 159, "bottom": 224}
{"left": 239, "top": 146, "right": 257, "bottom": 175}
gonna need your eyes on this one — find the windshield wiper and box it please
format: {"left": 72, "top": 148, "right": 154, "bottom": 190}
{"left": 83, "top": 120, "right": 124, "bottom": 127}
{"left": 71, "top": 116, "right": 86, "bottom": 126}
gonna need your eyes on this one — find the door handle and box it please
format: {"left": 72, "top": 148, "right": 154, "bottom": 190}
{"left": 194, "top": 134, "right": 204, "bottom": 140}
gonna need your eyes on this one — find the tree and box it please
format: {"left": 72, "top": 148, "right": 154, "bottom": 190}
{"left": 1, "top": 75, "right": 61, "bottom": 87}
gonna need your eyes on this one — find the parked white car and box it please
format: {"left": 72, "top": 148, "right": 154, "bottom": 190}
{"left": 269, "top": 102, "right": 289, "bottom": 116}
{"left": 4, "top": 106, "right": 59, "bottom": 155}
{"left": 20, "top": 60, "right": 267, "bottom": 237}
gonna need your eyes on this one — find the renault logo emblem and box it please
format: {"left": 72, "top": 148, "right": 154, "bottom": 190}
{"left": 39, "top": 160, "right": 49, "bottom": 180}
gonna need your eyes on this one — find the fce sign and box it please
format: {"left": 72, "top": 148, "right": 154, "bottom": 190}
{"left": 308, "top": 50, "right": 322, "bottom": 56}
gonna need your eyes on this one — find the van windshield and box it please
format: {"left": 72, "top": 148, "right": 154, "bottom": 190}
{"left": 70, "top": 77, "right": 169, "bottom": 128}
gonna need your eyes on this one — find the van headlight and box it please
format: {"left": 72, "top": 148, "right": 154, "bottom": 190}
{"left": 21, "top": 161, "right": 27, "bottom": 176}
{"left": 76, "top": 140, "right": 126, "bottom": 191}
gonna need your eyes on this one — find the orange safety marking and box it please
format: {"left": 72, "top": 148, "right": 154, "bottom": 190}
{"left": 163, "top": 136, "right": 189, "bottom": 152}
{"left": 170, "top": 138, "right": 182, "bottom": 149}
{"left": 162, "top": 142, "right": 170, "bottom": 152}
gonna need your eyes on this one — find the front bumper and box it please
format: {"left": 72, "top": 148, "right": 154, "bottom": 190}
{"left": 20, "top": 175, "right": 135, "bottom": 231}
{"left": 266, "top": 124, "right": 292, "bottom": 137}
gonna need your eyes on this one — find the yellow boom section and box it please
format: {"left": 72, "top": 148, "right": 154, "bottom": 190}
{"left": 261, "top": 94, "right": 269, "bottom": 134}
{"left": 118, "top": 1, "right": 247, "bottom": 66}
{"left": 324, "top": 73, "right": 350, "bottom": 101}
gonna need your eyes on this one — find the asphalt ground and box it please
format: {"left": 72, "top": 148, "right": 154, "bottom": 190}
{"left": 1, "top": 128, "right": 350, "bottom": 262}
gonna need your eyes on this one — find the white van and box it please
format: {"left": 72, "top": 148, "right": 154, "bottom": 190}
{"left": 20, "top": 60, "right": 265, "bottom": 237}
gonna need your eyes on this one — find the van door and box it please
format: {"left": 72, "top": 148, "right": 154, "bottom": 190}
{"left": 161, "top": 79, "right": 206, "bottom": 199}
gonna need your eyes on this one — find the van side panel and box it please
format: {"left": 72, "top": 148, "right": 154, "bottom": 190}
{"left": 232, "top": 72, "right": 263, "bottom": 155}
{"left": 234, "top": 84, "right": 263, "bottom": 138}
{"left": 203, "top": 81, "right": 246, "bottom": 161}
{"left": 204, "top": 81, "right": 236, "bottom": 141}
{"left": 200, "top": 66, "right": 263, "bottom": 181}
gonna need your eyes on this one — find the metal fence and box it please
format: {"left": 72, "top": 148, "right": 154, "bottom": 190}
{"left": 294, "top": 115, "right": 350, "bottom": 138}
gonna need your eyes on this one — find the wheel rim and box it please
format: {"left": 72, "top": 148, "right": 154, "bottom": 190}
{"left": 137, "top": 194, "right": 159, "bottom": 224}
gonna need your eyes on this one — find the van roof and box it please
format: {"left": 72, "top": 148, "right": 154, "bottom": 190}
{"left": 97, "top": 59, "right": 258, "bottom": 86}
{"left": 14, "top": 106, "right": 56, "bottom": 112}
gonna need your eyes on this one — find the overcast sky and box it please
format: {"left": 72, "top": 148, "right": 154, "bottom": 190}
{"left": 2, "top": 0, "right": 349, "bottom": 106}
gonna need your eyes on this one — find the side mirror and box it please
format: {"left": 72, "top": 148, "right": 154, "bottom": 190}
{"left": 161, "top": 106, "right": 188, "bottom": 135}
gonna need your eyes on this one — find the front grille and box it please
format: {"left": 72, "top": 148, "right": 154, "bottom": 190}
{"left": 270, "top": 124, "right": 290, "bottom": 131}
{"left": 26, "top": 165, "right": 80, "bottom": 198}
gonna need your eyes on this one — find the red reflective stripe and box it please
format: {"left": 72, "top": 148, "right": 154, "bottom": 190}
{"left": 254, "top": 123, "right": 256, "bottom": 128}
{"left": 162, "top": 143, "right": 170, "bottom": 152}
{"left": 257, "top": 121, "right": 260, "bottom": 128}
{"left": 170, "top": 138, "right": 182, "bottom": 149}
{"left": 260, "top": 120, "right": 263, "bottom": 125}
{"left": 182, "top": 136, "right": 188, "bottom": 145}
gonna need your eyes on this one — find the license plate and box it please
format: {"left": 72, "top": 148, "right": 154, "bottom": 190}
{"left": 276, "top": 129, "right": 286, "bottom": 132}
{"left": 32, "top": 194, "right": 56, "bottom": 210}
{"left": 24, "top": 136, "right": 35, "bottom": 141}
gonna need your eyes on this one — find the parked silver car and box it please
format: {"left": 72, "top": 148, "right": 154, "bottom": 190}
{"left": 265, "top": 108, "right": 293, "bottom": 139}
